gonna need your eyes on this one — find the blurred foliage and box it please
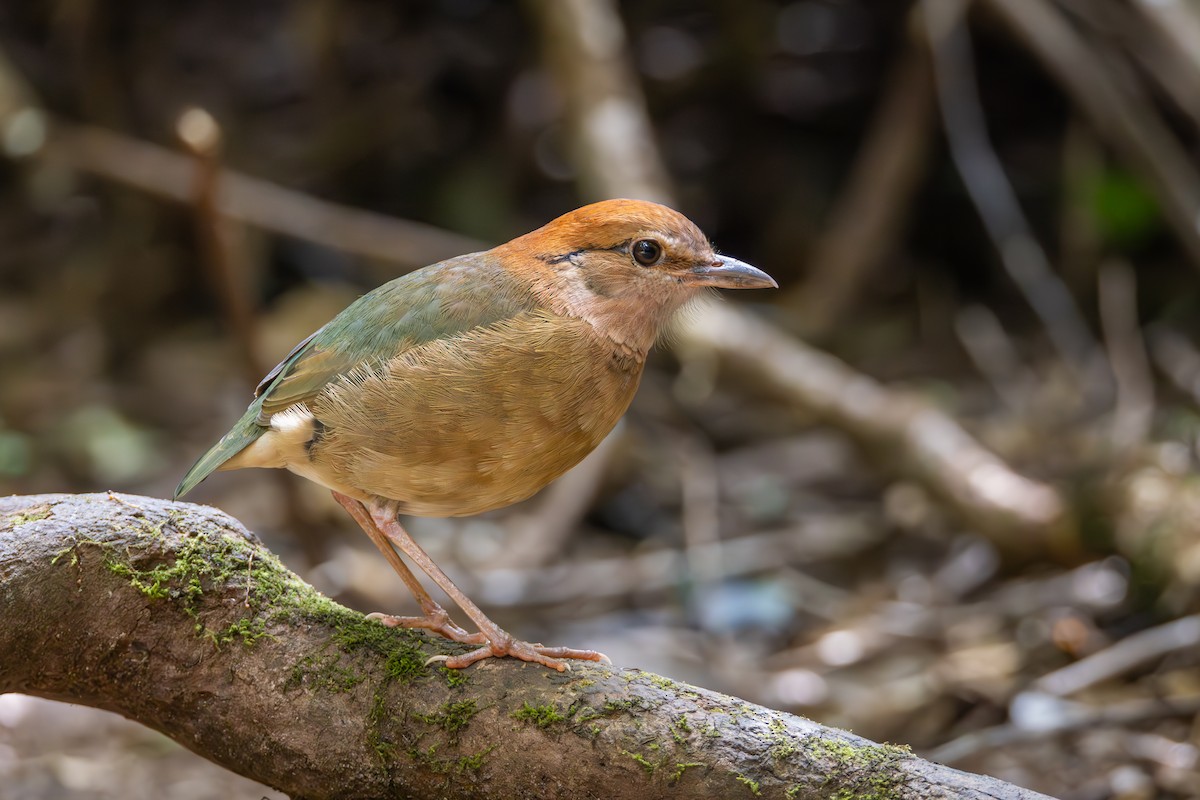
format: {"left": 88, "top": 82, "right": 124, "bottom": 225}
{"left": 1087, "top": 168, "right": 1161, "bottom": 250}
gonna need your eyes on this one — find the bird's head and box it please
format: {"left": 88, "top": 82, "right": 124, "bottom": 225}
{"left": 501, "top": 199, "right": 776, "bottom": 356}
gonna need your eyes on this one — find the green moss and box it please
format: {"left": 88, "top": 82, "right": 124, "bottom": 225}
{"left": 286, "top": 654, "right": 365, "bottom": 693}
{"left": 622, "top": 749, "right": 656, "bottom": 776}
{"left": 576, "top": 678, "right": 595, "bottom": 687}
{"left": 642, "top": 672, "right": 676, "bottom": 691}
{"left": 595, "top": 694, "right": 661, "bottom": 718}
{"left": 455, "top": 746, "right": 494, "bottom": 773}
{"left": 8, "top": 505, "right": 51, "bottom": 526}
{"left": 382, "top": 643, "right": 427, "bottom": 682}
{"left": 670, "top": 762, "right": 705, "bottom": 784}
{"left": 67, "top": 511, "right": 494, "bottom": 774}
{"left": 768, "top": 717, "right": 798, "bottom": 760}
{"left": 416, "top": 700, "right": 478, "bottom": 736}
{"left": 407, "top": 744, "right": 446, "bottom": 773}
{"left": 672, "top": 714, "right": 693, "bottom": 744}
{"left": 511, "top": 701, "right": 565, "bottom": 728}
{"left": 441, "top": 666, "right": 470, "bottom": 688}
{"left": 408, "top": 743, "right": 495, "bottom": 776}
{"left": 366, "top": 692, "right": 396, "bottom": 763}
{"left": 809, "top": 737, "right": 913, "bottom": 800}
{"left": 736, "top": 774, "right": 762, "bottom": 795}
{"left": 207, "top": 616, "right": 273, "bottom": 648}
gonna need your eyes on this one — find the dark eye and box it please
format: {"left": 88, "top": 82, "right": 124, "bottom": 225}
{"left": 631, "top": 239, "right": 663, "bottom": 266}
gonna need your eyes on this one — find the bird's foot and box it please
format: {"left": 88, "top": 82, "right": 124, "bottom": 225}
{"left": 367, "top": 610, "right": 487, "bottom": 645}
{"left": 426, "top": 630, "right": 612, "bottom": 672}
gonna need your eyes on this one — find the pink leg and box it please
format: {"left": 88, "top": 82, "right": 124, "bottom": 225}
{"left": 365, "top": 503, "right": 610, "bottom": 672}
{"left": 332, "top": 492, "right": 484, "bottom": 645}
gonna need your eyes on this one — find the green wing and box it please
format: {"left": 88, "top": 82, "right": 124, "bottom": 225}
{"left": 174, "top": 254, "right": 537, "bottom": 498}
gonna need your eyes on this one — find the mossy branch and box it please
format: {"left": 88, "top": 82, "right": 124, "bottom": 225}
{"left": 1, "top": 493, "right": 1051, "bottom": 800}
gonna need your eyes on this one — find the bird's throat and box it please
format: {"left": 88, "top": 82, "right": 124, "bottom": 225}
{"left": 526, "top": 268, "right": 690, "bottom": 359}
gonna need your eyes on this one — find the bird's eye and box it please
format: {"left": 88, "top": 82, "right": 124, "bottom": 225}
{"left": 631, "top": 239, "right": 663, "bottom": 267}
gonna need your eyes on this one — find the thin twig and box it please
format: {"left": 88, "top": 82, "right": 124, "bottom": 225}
{"left": 1033, "top": 614, "right": 1200, "bottom": 697}
{"left": 981, "top": 0, "right": 1200, "bottom": 272}
{"left": 923, "top": 0, "right": 1105, "bottom": 396}
{"left": 1147, "top": 326, "right": 1200, "bottom": 406}
{"left": 177, "top": 107, "right": 262, "bottom": 387}
{"left": 954, "top": 305, "right": 1037, "bottom": 414}
{"left": 39, "top": 122, "right": 485, "bottom": 268}
{"left": 928, "top": 694, "right": 1200, "bottom": 765}
{"left": 1127, "top": 0, "right": 1200, "bottom": 128}
{"left": 1097, "top": 260, "right": 1153, "bottom": 451}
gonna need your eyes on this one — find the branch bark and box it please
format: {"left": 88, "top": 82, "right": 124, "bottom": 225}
{"left": 0, "top": 493, "right": 1053, "bottom": 800}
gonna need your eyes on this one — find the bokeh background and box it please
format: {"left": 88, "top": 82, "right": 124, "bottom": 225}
{"left": 3, "top": 1, "right": 1200, "bottom": 798}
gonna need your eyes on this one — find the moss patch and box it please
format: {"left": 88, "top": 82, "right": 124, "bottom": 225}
{"left": 768, "top": 716, "right": 798, "bottom": 761}
{"left": 670, "top": 761, "right": 705, "bottom": 784}
{"left": 48, "top": 505, "right": 495, "bottom": 780}
{"left": 622, "top": 749, "right": 656, "bottom": 777}
{"left": 286, "top": 654, "right": 365, "bottom": 693}
{"left": 736, "top": 773, "right": 762, "bottom": 795}
{"left": 417, "top": 699, "right": 478, "bottom": 736}
{"left": 455, "top": 747, "right": 494, "bottom": 773}
{"left": 206, "top": 616, "right": 273, "bottom": 648}
{"left": 809, "top": 736, "right": 913, "bottom": 800}
{"left": 440, "top": 666, "right": 470, "bottom": 689}
{"left": 109, "top": 519, "right": 396, "bottom": 659}
{"left": 7, "top": 504, "right": 51, "bottom": 527}
{"left": 511, "top": 701, "right": 565, "bottom": 728}
{"left": 672, "top": 713, "right": 693, "bottom": 744}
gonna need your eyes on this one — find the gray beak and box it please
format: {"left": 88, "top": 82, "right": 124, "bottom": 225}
{"left": 685, "top": 255, "right": 778, "bottom": 290}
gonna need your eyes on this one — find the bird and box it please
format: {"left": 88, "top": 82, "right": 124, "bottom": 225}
{"left": 175, "top": 198, "right": 777, "bottom": 671}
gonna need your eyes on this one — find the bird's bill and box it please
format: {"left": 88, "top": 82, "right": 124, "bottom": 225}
{"left": 684, "top": 255, "right": 778, "bottom": 289}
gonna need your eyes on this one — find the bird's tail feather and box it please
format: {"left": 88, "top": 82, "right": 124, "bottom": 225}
{"left": 174, "top": 403, "right": 266, "bottom": 499}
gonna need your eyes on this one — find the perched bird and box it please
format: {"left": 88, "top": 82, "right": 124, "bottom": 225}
{"left": 176, "top": 199, "right": 776, "bottom": 670}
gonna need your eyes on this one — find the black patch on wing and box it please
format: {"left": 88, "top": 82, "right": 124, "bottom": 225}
{"left": 305, "top": 418, "right": 328, "bottom": 459}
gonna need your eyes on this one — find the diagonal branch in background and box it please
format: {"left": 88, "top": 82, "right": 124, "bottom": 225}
{"left": 42, "top": 123, "right": 485, "bottom": 269}
{"left": 1127, "top": 0, "right": 1200, "bottom": 128}
{"left": 0, "top": 493, "right": 1055, "bottom": 800}
{"left": 923, "top": 0, "right": 1106, "bottom": 397}
{"left": 979, "top": 0, "right": 1200, "bottom": 273}
{"left": 1058, "top": 0, "right": 1200, "bottom": 133}
{"left": 675, "top": 298, "right": 1072, "bottom": 558}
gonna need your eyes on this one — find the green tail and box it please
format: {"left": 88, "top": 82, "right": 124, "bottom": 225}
{"left": 174, "top": 400, "right": 267, "bottom": 499}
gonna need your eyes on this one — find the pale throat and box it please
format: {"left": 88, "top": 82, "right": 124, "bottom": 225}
{"left": 528, "top": 269, "right": 694, "bottom": 358}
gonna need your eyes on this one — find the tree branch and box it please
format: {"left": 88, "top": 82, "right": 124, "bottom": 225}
{"left": 674, "top": 299, "right": 1073, "bottom": 559}
{"left": 0, "top": 493, "right": 1051, "bottom": 800}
